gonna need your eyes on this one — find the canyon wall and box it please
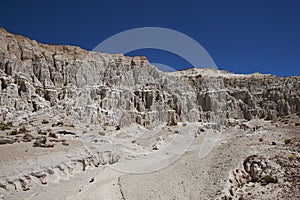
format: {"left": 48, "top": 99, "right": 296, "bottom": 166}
{"left": 0, "top": 28, "right": 299, "bottom": 128}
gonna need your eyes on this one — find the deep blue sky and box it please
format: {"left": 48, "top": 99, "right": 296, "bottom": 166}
{"left": 0, "top": 0, "right": 299, "bottom": 76}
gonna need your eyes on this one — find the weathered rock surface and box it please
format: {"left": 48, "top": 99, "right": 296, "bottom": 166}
{"left": 0, "top": 28, "right": 299, "bottom": 130}
{"left": 1, "top": 28, "right": 300, "bottom": 200}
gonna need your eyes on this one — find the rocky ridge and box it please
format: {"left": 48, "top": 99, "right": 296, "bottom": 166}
{"left": 0, "top": 28, "right": 299, "bottom": 129}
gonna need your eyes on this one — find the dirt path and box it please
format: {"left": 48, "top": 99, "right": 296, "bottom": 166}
{"left": 1, "top": 115, "right": 299, "bottom": 199}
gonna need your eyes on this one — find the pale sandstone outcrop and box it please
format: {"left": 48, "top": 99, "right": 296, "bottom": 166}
{"left": 0, "top": 28, "right": 299, "bottom": 128}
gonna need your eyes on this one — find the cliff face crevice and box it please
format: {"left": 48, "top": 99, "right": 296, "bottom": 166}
{"left": 0, "top": 28, "right": 299, "bottom": 128}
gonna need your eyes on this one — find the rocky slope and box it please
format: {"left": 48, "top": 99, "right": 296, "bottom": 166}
{"left": 0, "top": 28, "right": 299, "bottom": 200}
{"left": 0, "top": 28, "right": 299, "bottom": 130}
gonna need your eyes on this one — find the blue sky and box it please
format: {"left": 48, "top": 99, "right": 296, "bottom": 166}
{"left": 0, "top": 0, "right": 299, "bottom": 76}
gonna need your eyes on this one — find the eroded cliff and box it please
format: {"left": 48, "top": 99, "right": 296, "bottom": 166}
{"left": 0, "top": 28, "right": 299, "bottom": 129}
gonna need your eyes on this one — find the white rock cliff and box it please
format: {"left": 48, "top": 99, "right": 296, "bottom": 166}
{"left": 0, "top": 28, "right": 299, "bottom": 129}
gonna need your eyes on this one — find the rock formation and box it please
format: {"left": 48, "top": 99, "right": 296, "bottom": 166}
{"left": 0, "top": 28, "right": 299, "bottom": 129}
